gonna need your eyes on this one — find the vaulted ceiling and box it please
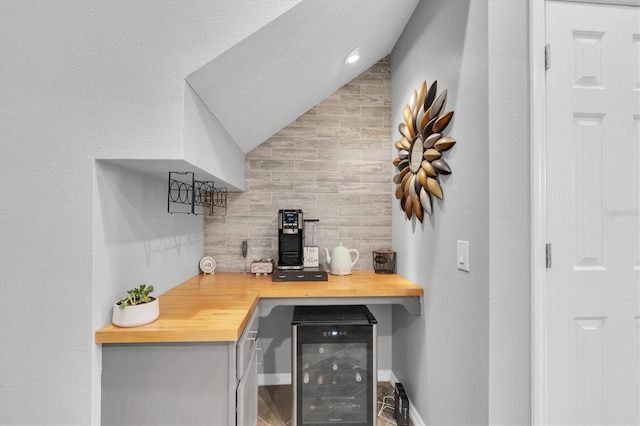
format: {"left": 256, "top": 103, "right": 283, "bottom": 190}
{"left": 186, "top": 0, "right": 419, "bottom": 153}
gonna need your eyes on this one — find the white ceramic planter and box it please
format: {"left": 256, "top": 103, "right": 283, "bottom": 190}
{"left": 112, "top": 298, "right": 159, "bottom": 328}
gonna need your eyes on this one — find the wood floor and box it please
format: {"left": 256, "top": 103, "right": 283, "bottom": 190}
{"left": 258, "top": 382, "right": 411, "bottom": 426}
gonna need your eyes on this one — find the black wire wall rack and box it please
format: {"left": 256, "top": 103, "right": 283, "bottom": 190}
{"left": 167, "top": 172, "right": 227, "bottom": 216}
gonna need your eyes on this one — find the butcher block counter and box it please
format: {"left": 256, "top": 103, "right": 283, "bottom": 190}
{"left": 94, "top": 271, "right": 423, "bottom": 344}
{"left": 97, "top": 271, "right": 423, "bottom": 425}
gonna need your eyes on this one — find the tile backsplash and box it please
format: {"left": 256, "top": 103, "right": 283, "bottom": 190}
{"left": 204, "top": 56, "right": 392, "bottom": 272}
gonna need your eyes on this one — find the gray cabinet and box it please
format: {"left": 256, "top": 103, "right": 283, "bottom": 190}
{"left": 236, "top": 308, "right": 260, "bottom": 425}
{"left": 236, "top": 347, "right": 258, "bottom": 425}
{"left": 101, "top": 308, "right": 259, "bottom": 425}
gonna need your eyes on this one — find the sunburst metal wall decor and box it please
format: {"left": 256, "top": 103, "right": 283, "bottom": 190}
{"left": 393, "top": 80, "right": 456, "bottom": 222}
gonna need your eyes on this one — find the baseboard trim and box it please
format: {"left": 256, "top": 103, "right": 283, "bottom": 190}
{"left": 376, "top": 369, "right": 392, "bottom": 382}
{"left": 259, "top": 373, "right": 290, "bottom": 386}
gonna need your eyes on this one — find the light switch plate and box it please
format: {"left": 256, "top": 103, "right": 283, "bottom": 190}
{"left": 457, "top": 240, "right": 469, "bottom": 272}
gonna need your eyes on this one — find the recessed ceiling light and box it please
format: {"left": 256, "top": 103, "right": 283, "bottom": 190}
{"left": 345, "top": 47, "right": 361, "bottom": 64}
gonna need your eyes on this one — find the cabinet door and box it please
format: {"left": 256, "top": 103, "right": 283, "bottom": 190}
{"left": 237, "top": 308, "right": 259, "bottom": 381}
{"left": 101, "top": 343, "right": 231, "bottom": 426}
{"left": 236, "top": 347, "right": 258, "bottom": 426}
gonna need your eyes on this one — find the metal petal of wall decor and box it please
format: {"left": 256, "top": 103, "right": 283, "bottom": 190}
{"left": 393, "top": 80, "right": 457, "bottom": 222}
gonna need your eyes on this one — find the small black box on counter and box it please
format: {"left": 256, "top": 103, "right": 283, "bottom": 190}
{"left": 395, "top": 382, "right": 410, "bottom": 426}
{"left": 272, "top": 265, "right": 328, "bottom": 282}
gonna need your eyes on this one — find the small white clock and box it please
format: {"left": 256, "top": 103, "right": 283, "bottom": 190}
{"left": 200, "top": 256, "right": 216, "bottom": 274}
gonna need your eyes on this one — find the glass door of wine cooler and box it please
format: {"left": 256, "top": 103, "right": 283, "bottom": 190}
{"left": 292, "top": 305, "right": 377, "bottom": 426}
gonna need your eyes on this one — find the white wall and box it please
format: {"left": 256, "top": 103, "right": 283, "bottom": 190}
{"left": 487, "top": 1, "right": 531, "bottom": 424}
{"left": 92, "top": 162, "right": 204, "bottom": 423}
{"left": 391, "top": 0, "right": 531, "bottom": 424}
{"left": 0, "top": 1, "right": 299, "bottom": 424}
{"left": 391, "top": 1, "right": 490, "bottom": 423}
{"left": 183, "top": 84, "right": 246, "bottom": 191}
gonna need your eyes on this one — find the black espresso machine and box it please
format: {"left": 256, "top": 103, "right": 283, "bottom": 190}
{"left": 278, "top": 209, "right": 304, "bottom": 270}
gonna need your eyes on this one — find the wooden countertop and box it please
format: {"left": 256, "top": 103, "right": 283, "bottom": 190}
{"left": 95, "top": 271, "right": 423, "bottom": 344}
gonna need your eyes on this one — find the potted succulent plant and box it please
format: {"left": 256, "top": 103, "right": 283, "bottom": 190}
{"left": 112, "top": 284, "right": 159, "bottom": 327}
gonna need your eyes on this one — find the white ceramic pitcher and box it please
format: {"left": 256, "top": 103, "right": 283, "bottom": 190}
{"left": 324, "top": 243, "right": 359, "bottom": 275}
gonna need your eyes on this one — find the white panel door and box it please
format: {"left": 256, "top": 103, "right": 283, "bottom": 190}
{"left": 545, "top": 1, "right": 640, "bottom": 425}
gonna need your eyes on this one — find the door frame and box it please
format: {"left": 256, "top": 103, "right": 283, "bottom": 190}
{"left": 529, "top": 0, "right": 547, "bottom": 423}
{"left": 530, "top": 1, "right": 640, "bottom": 424}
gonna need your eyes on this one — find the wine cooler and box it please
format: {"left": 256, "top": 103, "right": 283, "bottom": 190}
{"left": 292, "top": 305, "right": 377, "bottom": 425}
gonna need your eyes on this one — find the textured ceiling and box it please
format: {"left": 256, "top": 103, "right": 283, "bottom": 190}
{"left": 187, "top": 0, "right": 419, "bottom": 153}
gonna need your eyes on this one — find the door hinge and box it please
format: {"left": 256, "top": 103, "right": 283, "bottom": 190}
{"left": 546, "top": 243, "right": 552, "bottom": 268}
{"left": 545, "top": 44, "right": 551, "bottom": 70}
